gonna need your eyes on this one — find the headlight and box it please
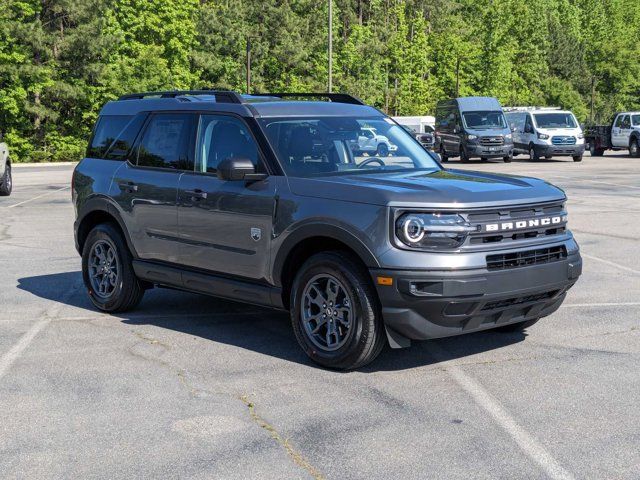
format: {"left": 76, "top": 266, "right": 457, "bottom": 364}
{"left": 505, "top": 133, "right": 512, "bottom": 140}
{"left": 395, "top": 213, "right": 478, "bottom": 249}
{"left": 466, "top": 134, "right": 478, "bottom": 141}
{"left": 578, "top": 133, "right": 584, "bottom": 139}
{"left": 537, "top": 133, "right": 550, "bottom": 140}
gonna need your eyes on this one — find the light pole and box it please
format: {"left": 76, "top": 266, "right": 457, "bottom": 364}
{"left": 328, "top": 0, "right": 333, "bottom": 92}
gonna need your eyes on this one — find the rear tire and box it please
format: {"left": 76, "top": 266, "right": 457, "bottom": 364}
{"left": 290, "top": 251, "right": 385, "bottom": 370}
{"left": 589, "top": 143, "right": 605, "bottom": 156}
{"left": 630, "top": 138, "right": 640, "bottom": 158}
{"left": 82, "top": 223, "right": 145, "bottom": 313}
{"left": 495, "top": 318, "right": 539, "bottom": 333}
{"left": 0, "top": 163, "right": 12, "bottom": 196}
{"left": 573, "top": 155, "right": 583, "bottom": 162}
{"left": 376, "top": 143, "right": 389, "bottom": 157}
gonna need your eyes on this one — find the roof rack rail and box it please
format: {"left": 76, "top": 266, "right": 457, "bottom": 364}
{"left": 118, "top": 90, "right": 244, "bottom": 104}
{"left": 251, "top": 92, "right": 366, "bottom": 105}
{"left": 502, "top": 106, "right": 562, "bottom": 112}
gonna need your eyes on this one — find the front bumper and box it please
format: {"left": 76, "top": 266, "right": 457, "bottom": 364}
{"left": 466, "top": 143, "right": 513, "bottom": 158}
{"left": 371, "top": 252, "right": 581, "bottom": 345}
{"left": 535, "top": 143, "right": 585, "bottom": 157}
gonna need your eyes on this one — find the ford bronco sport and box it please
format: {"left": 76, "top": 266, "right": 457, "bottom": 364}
{"left": 73, "top": 91, "right": 582, "bottom": 370}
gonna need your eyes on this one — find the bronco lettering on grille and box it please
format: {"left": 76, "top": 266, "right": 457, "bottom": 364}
{"left": 484, "top": 215, "right": 567, "bottom": 232}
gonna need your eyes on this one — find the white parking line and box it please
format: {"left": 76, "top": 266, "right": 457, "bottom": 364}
{"left": 0, "top": 282, "right": 79, "bottom": 380}
{"left": 562, "top": 302, "right": 640, "bottom": 308}
{"left": 581, "top": 253, "right": 640, "bottom": 275}
{"left": 5, "top": 186, "right": 70, "bottom": 209}
{"left": 430, "top": 343, "right": 575, "bottom": 480}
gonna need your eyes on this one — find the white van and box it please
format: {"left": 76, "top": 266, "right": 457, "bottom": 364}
{"left": 504, "top": 107, "right": 585, "bottom": 162}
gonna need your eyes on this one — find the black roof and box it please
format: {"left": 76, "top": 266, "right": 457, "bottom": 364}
{"left": 100, "top": 90, "right": 382, "bottom": 118}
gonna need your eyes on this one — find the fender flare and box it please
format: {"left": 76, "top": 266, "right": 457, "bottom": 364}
{"left": 75, "top": 195, "right": 138, "bottom": 257}
{"left": 272, "top": 222, "right": 380, "bottom": 287}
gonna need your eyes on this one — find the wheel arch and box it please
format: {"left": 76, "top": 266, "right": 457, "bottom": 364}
{"left": 76, "top": 197, "right": 137, "bottom": 257}
{"left": 274, "top": 225, "right": 380, "bottom": 309}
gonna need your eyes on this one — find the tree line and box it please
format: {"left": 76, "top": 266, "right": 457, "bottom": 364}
{"left": 1, "top": 0, "right": 639, "bottom": 162}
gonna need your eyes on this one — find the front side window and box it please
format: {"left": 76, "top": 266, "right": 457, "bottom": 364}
{"left": 533, "top": 113, "right": 577, "bottom": 129}
{"left": 462, "top": 111, "right": 506, "bottom": 129}
{"left": 259, "top": 116, "right": 440, "bottom": 178}
{"left": 620, "top": 115, "right": 631, "bottom": 129}
{"left": 137, "top": 113, "right": 195, "bottom": 170}
{"left": 196, "top": 115, "right": 260, "bottom": 173}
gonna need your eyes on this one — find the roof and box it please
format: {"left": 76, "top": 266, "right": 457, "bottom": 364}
{"left": 99, "top": 90, "right": 382, "bottom": 119}
{"left": 455, "top": 97, "right": 503, "bottom": 112}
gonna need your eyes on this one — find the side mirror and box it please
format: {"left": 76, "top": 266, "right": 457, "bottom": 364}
{"left": 511, "top": 126, "right": 517, "bottom": 132}
{"left": 216, "top": 157, "right": 267, "bottom": 182}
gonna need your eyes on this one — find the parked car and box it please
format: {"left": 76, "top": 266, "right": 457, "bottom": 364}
{"left": 584, "top": 112, "right": 640, "bottom": 157}
{"left": 73, "top": 90, "right": 582, "bottom": 370}
{"left": 392, "top": 116, "right": 436, "bottom": 150}
{"left": 353, "top": 126, "right": 397, "bottom": 156}
{"left": 398, "top": 124, "right": 436, "bottom": 151}
{"left": 0, "top": 140, "right": 11, "bottom": 196}
{"left": 435, "top": 97, "right": 514, "bottom": 163}
{"left": 504, "top": 107, "right": 584, "bottom": 162}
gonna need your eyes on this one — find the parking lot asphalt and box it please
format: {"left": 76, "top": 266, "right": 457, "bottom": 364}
{"left": 0, "top": 154, "right": 638, "bottom": 479}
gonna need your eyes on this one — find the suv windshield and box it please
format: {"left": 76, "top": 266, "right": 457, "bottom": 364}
{"left": 533, "top": 113, "right": 577, "bottom": 129}
{"left": 259, "top": 117, "right": 440, "bottom": 178}
{"left": 461, "top": 111, "right": 506, "bottom": 129}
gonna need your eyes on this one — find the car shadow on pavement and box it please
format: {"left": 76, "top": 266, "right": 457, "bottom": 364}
{"left": 18, "top": 271, "right": 527, "bottom": 372}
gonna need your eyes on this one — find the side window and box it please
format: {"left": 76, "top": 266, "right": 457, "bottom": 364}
{"left": 105, "top": 113, "right": 148, "bottom": 160}
{"left": 137, "top": 113, "right": 195, "bottom": 170}
{"left": 88, "top": 115, "right": 132, "bottom": 158}
{"left": 621, "top": 115, "right": 631, "bottom": 129}
{"left": 524, "top": 115, "right": 533, "bottom": 133}
{"left": 196, "top": 115, "right": 260, "bottom": 174}
{"left": 614, "top": 115, "right": 624, "bottom": 128}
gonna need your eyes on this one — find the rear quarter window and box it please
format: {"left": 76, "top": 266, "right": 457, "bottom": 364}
{"left": 87, "top": 115, "right": 132, "bottom": 158}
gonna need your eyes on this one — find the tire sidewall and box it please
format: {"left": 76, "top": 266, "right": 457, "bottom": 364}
{"left": 82, "top": 224, "right": 130, "bottom": 311}
{"left": 290, "top": 254, "right": 376, "bottom": 368}
{"left": 0, "top": 163, "right": 11, "bottom": 195}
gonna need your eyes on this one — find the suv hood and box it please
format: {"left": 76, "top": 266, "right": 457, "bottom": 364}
{"left": 288, "top": 169, "right": 565, "bottom": 208}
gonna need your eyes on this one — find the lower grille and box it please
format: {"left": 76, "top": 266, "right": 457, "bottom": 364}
{"left": 486, "top": 246, "right": 567, "bottom": 271}
{"left": 481, "top": 290, "right": 558, "bottom": 311}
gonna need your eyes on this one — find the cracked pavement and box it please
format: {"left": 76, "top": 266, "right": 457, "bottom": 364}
{"left": 0, "top": 156, "right": 639, "bottom": 479}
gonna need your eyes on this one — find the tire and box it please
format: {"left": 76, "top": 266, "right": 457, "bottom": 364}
{"left": 290, "top": 251, "right": 386, "bottom": 370}
{"left": 630, "top": 138, "right": 640, "bottom": 158}
{"left": 480, "top": 157, "right": 488, "bottom": 162}
{"left": 459, "top": 147, "right": 470, "bottom": 163}
{"left": 81, "top": 223, "right": 145, "bottom": 313}
{"left": 503, "top": 155, "right": 512, "bottom": 163}
{"left": 589, "top": 143, "right": 605, "bottom": 156}
{"left": 0, "top": 162, "right": 12, "bottom": 196}
{"left": 528, "top": 145, "right": 540, "bottom": 161}
{"left": 439, "top": 144, "right": 448, "bottom": 162}
{"left": 573, "top": 155, "right": 583, "bottom": 162}
{"left": 495, "top": 318, "right": 539, "bottom": 332}
{"left": 376, "top": 143, "right": 389, "bottom": 157}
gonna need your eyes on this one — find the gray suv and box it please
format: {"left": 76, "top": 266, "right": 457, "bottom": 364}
{"left": 73, "top": 91, "right": 582, "bottom": 370}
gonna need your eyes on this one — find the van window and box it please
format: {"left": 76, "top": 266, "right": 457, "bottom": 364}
{"left": 88, "top": 115, "right": 132, "bottom": 158}
{"left": 137, "top": 113, "right": 195, "bottom": 170}
{"left": 462, "top": 111, "right": 506, "bottom": 129}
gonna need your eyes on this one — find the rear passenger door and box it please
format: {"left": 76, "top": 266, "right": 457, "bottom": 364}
{"left": 112, "top": 112, "right": 196, "bottom": 264}
{"left": 177, "top": 114, "right": 276, "bottom": 282}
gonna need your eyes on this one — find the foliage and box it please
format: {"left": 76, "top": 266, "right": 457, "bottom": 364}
{"left": 1, "top": 0, "right": 639, "bottom": 162}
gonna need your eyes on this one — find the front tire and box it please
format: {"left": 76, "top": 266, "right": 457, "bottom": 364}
{"left": 0, "top": 163, "right": 12, "bottom": 196}
{"left": 573, "top": 155, "right": 583, "bottom": 162}
{"left": 495, "top": 318, "right": 539, "bottom": 333}
{"left": 376, "top": 143, "right": 389, "bottom": 157}
{"left": 528, "top": 145, "right": 540, "bottom": 161}
{"left": 503, "top": 155, "right": 512, "bottom": 163}
{"left": 439, "top": 144, "right": 448, "bottom": 162}
{"left": 460, "top": 147, "right": 470, "bottom": 163}
{"left": 290, "top": 251, "right": 385, "bottom": 370}
{"left": 82, "top": 223, "right": 145, "bottom": 313}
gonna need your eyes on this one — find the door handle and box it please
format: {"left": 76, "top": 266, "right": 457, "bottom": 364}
{"left": 185, "top": 189, "right": 207, "bottom": 201}
{"left": 118, "top": 181, "right": 138, "bottom": 193}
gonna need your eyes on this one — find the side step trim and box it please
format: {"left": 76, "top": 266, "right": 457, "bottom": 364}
{"left": 132, "top": 260, "right": 284, "bottom": 310}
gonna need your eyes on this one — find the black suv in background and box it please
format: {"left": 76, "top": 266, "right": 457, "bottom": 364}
{"left": 73, "top": 91, "right": 582, "bottom": 369}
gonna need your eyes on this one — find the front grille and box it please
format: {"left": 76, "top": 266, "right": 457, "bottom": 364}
{"left": 481, "top": 290, "right": 558, "bottom": 311}
{"left": 479, "top": 136, "right": 504, "bottom": 146}
{"left": 486, "top": 246, "right": 567, "bottom": 271}
{"left": 551, "top": 136, "right": 576, "bottom": 145}
{"left": 466, "top": 201, "right": 567, "bottom": 246}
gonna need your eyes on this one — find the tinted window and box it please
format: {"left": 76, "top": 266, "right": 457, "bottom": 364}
{"left": 104, "top": 113, "right": 148, "bottom": 160}
{"left": 137, "top": 114, "right": 195, "bottom": 170}
{"left": 196, "top": 115, "right": 259, "bottom": 173}
{"left": 533, "top": 113, "right": 577, "bottom": 129}
{"left": 88, "top": 115, "right": 132, "bottom": 158}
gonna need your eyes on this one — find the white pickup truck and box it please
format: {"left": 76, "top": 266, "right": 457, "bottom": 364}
{"left": 584, "top": 112, "right": 640, "bottom": 157}
{"left": 0, "top": 141, "right": 11, "bottom": 196}
{"left": 354, "top": 127, "right": 398, "bottom": 157}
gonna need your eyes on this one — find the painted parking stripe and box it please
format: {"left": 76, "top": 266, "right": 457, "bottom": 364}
{"left": 5, "top": 185, "right": 70, "bottom": 209}
{"left": 430, "top": 342, "right": 575, "bottom": 480}
{"left": 581, "top": 253, "right": 640, "bottom": 275}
